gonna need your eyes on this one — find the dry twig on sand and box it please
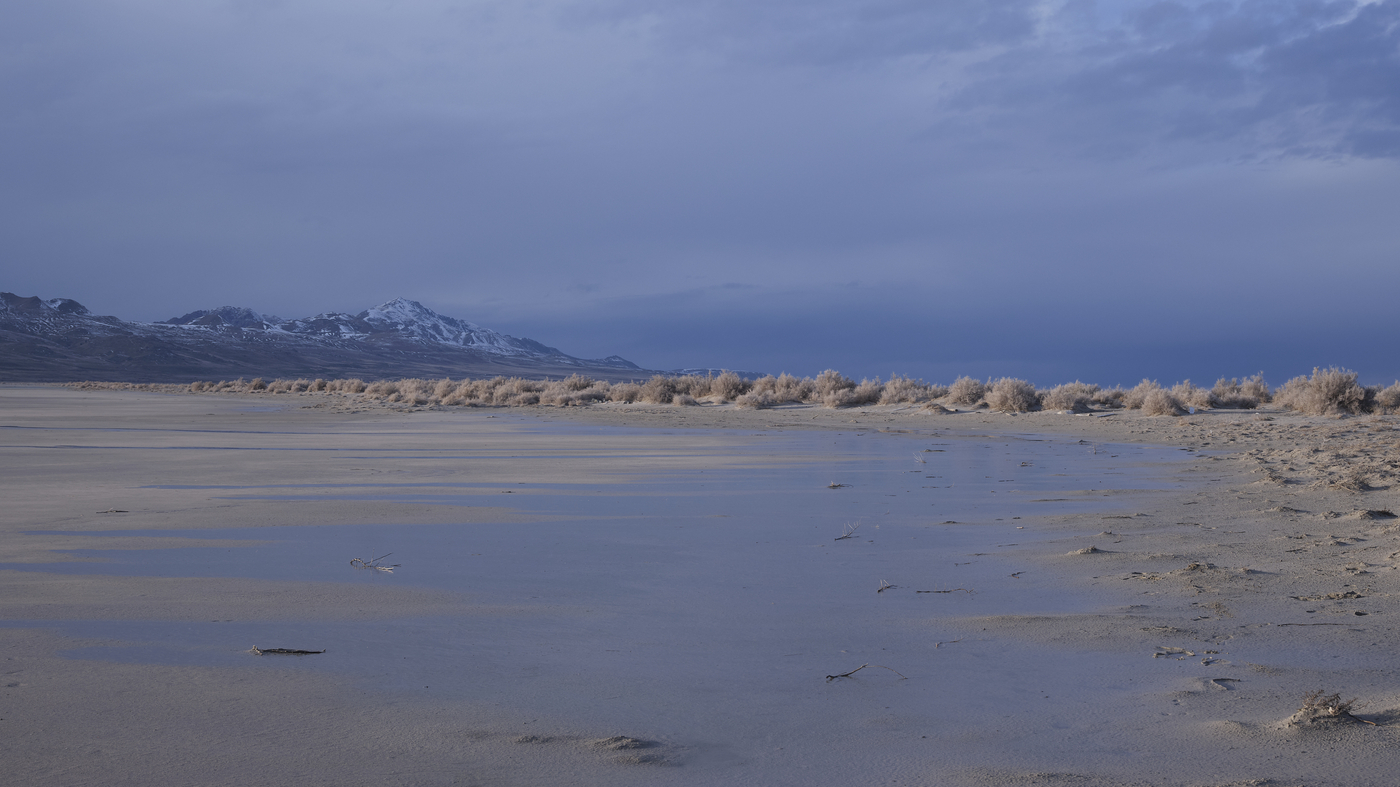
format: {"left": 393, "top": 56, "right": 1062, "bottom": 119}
{"left": 834, "top": 522, "right": 862, "bottom": 541}
{"left": 350, "top": 552, "right": 401, "bottom": 572}
{"left": 826, "top": 663, "right": 907, "bottom": 682}
{"left": 250, "top": 646, "right": 326, "bottom": 656}
{"left": 917, "top": 588, "right": 974, "bottom": 594}
{"left": 1291, "top": 690, "right": 1378, "bottom": 726}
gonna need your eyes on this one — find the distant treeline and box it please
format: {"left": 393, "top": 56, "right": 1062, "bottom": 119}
{"left": 69, "top": 367, "right": 1400, "bottom": 416}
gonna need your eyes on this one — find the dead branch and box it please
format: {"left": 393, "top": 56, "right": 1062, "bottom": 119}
{"left": 917, "top": 588, "right": 974, "bottom": 594}
{"left": 826, "top": 663, "right": 907, "bottom": 682}
{"left": 250, "top": 646, "right": 325, "bottom": 656}
{"left": 834, "top": 522, "right": 862, "bottom": 541}
{"left": 350, "top": 552, "right": 400, "bottom": 572}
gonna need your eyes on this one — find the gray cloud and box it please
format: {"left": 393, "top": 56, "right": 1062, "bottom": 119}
{"left": 3, "top": 0, "right": 1398, "bottom": 384}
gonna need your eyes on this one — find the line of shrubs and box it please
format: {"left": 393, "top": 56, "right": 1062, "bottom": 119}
{"left": 87, "top": 366, "right": 1384, "bottom": 416}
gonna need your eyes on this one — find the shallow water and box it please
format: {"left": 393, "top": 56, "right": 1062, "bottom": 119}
{"left": 13, "top": 423, "right": 1196, "bottom": 783}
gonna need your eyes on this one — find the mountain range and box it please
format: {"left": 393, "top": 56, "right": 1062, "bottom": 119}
{"left": 0, "top": 292, "right": 650, "bottom": 383}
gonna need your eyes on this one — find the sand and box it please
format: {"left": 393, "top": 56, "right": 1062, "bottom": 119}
{"left": 5, "top": 384, "right": 1400, "bottom": 786}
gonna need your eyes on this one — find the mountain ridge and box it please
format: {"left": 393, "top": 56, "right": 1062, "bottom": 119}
{"left": 0, "top": 292, "right": 649, "bottom": 382}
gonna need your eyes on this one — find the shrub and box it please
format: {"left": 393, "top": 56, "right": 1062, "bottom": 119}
{"left": 1273, "top": 367, "right": 1370, "bottom": 415}
{"left": 710, "top": 371, "right": 750, "bottom": 401}
{"left": 1240, "top": 373, "right": 1271, "bottom": 404}
{"left": 749, "top": 373, "right": 815, "bottom": 404}
{"left": 1040, "top": 381, "right": 1098, "bottom": 412}
{"left": 1123, "top": 380, "right": 1162, "bottom": 410}
{"left": 880, "top": 374, "right": 941, "bottom": 404}
{"left": 640, "top": 375, "right": 680, "bottom": 404}
{"left": 365, "top": 380, "right": 398, "bottom": 397}
{"left": 560, "top": 374, "right": 595, "bottom": 392}
{"left": 824, "top": 378, "right": 883, "bottom": 408}
{"left": 1170, "top": 380, "right": 1213, "bottom": 411}
{"left": 1376, "top": 382, "right": 1400, "bottom": 414}
{"left": 736, "top": 390, "right": 779, "bottom": 409}
{"left": 814, "top": 370, "right": 856, "bottom": 399}
{"left": 1092, "top": 386, "right": 1126, "bottom": 408}
{"left": 1209, "top": 376, "right": 1265, "bottom": 409}
{"left": 249, "top": 377, "right": 268, "bottom": 391}
{"left": 608, "top": 383, "right": 643, "bottom": 403}
{"left": 946, "top": 376, "right": 986, "bottom": 405}
{"left": 1141, "top": 388, "right": 1185, "bottom": 416}
{"left": 986, "top": 378, "right": 1040, "bottom": 413}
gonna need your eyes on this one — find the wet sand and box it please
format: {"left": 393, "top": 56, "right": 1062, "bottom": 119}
{"left": 5, "top": 385, "right": 1400, "bottom": 786}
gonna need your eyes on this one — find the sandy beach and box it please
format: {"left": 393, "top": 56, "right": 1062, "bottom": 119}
{"left": 5, "top": 384, "right": 1400, "bottom": 786}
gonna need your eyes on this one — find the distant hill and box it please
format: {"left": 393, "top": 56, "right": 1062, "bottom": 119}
{"left": 0, "top": 292, "right": 651, "bottom": 382}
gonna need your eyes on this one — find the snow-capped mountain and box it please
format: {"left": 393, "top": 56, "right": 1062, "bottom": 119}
{"left": 1, "top": 292, "right": 644, "bottom": 382}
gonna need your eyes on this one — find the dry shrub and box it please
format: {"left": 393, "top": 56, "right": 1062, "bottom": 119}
{"left": 640, "top": 375, "right": 680, "bottom": 404}
{"left": 396, "top": 378, "right": 432, "bottom": 405}
{"left": 1141, "top": 387, "right": 1185, "bottom": 416}
{"left": 710, "top": 371, "right": 750, "bottom": 401}
{"left": 880, "top": 374, "right": 942, "bottom": 404}
{"left": 364, "top": 380, "right": 398, "bottom": 397}
{"left": 1274, "top": 367, "right": 1370, "bottom": 415}
{"left": 1210, "top": 376, "right": 1267, "bottom": 409}
{"left": 560, "top": 374, "right": 595, "bottom": 392}
{"left": 249, "top": 377, "right": 268, "bottom": 391}
{"left": 1040, "top": 381, "right": 1099, "bottom": 412}
{"left": 608, "top": 383, "right": 643, "bottom": 403}
{"left": 946, "top": 376, "right": 986, "bottom": 405}
{"left": 1092, "top": 386, "right": 1126, "bottom": 408}
{"left": 1287, "top": 690, "right": 1368, "bottom": 727}
{"left": 541, "top": 379, "right": 611, "bottom": 406}
{"left": 749, "top": 373, "right": 815, "bottom": 404}
{"left": 1170, "top": 380, "right": 1213, "bottom": 411}
{"left": 311, "top": 378, "right": 328, "bottom": 392}
{"left": 736, "top": 390, "right": 779, "bottom": 409}
{"left": 677, "top": 374, "right": 714, "bottom": 398}
{"left": 504, "top": 390, "right": 540, "bottom": 406}
{"left": 1123, "top": 380, "right": 1163, "bottom": 410}
{"left": 1375, "top": 382, "right": 1400, "bottom": 414}
{"left": 814, "top": 370, "right": 856, "bottom": 399}
{"left": 673, "top": 393, "right": 699, "bottom": 406}
{"left": 489, "top": 378, "right": 544, "bottom": 405}
{"left": 824, "top": 378, "right": 883, "bottom": 408}
{"left": 1240, "top": 373, "right": 1271, "bottom": 403}
{"left": 985, "top": 378, "right": 1040, "bottom": 413}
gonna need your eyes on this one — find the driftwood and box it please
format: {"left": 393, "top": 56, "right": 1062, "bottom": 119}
{"left": 350, "top": 552, "right": 400, "bottom": 572}
{"left": 826, "top": 663, "right": 907, "bottom": 682}
{"left": 250, "top": 646, "right": 325, "bottom": 656}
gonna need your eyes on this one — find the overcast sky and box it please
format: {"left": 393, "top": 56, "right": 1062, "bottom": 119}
{"left": 4, "top": 0, "right": 1398, "bottom": 385}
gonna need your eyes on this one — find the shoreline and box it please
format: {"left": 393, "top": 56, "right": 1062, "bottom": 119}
{"left": 5, "top": 385, "right": 1400, "bottom": 785}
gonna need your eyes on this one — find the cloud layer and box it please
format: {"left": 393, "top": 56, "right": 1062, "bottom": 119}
{"left": 3, "top": 0, "right": 1398, "bottom": 383}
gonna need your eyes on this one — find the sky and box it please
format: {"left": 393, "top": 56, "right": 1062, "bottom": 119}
{"left": 3, "top": 0, "right": 1399, "bottom": 386}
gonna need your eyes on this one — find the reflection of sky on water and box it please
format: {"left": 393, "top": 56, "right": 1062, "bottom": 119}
{"left": 7, "top": 427, "right": 1200, "bottom": 780}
